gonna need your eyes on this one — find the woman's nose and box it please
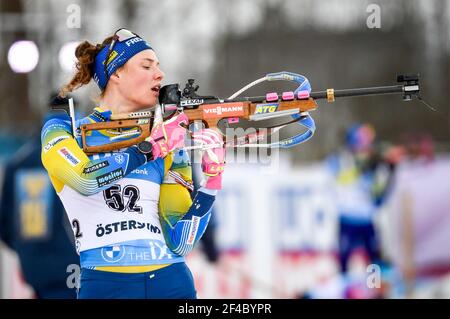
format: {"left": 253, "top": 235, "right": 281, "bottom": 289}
{"left": 155, "top": 67, "right": 165, "bottom": 81}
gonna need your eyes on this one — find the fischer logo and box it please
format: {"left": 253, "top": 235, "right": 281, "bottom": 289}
{"left": 125, "top": 37, "right": 144, "bottom": 47}
{"left": 203, "top": 103, "right": 245, "bottom": 119}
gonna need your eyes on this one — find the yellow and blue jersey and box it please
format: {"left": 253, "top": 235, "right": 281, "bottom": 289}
{"left": 41, "top": 107, "right": 216, "bottom": 271}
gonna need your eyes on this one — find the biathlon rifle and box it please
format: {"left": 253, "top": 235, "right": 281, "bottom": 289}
{"left": 59, "top": 72, "right": 423, "bottom": 154}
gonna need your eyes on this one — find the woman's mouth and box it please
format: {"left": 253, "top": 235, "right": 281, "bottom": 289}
{"left": 151, "top": 85, "right": 161, "bottom": 95}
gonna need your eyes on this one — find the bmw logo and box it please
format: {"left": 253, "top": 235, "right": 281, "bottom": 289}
{"left": 101, "top": 245, "right": 126, "bottom": 262}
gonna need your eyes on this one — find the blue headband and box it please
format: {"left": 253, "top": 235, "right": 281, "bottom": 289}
{"left": 93, "top": 29, "right": 153, "bottom": 90}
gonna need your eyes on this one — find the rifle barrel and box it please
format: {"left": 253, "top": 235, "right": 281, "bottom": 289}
{"left": 311, "top": 84, "right": 404, "bottom": 100}
{"left": 226, "top": 84, "right": 408, "bottom": 104}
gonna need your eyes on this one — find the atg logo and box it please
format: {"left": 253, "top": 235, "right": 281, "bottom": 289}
{"left": 101, "top": 245, "right": 126, "bottom": 263}
{"left": 255, "top": 103, "right": 278, "bottom": 115}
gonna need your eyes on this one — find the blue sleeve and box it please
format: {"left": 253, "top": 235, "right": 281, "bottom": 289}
{"left": 163, "top": 189, "right": 216, "bottom": 256}
{"left": 152, "top": 157, "right": 165, "bottom": 184}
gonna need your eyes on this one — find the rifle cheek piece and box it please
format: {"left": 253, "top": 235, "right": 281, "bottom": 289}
{"left": 159, "top": 84, "right": 181, "bottom": 110}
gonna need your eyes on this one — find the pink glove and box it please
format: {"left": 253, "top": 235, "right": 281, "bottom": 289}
{"left": 147, "top": 113, "right": 188, "bottom": 159}
{"left": 191, "top": 129, "right": 225, "bottom": 190}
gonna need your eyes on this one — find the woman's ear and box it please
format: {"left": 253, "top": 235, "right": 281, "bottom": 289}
{"left": 109, "top": 70, "right": 121, "bottom": 84}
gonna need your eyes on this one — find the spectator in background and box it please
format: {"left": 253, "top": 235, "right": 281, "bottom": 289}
{"left": 0, "top": 94, "right": 79, "bottom": 299}
{"left": 381, "top": 132, "right": 442, "bottom": 297}
{"left": 327, "top": 123, "right": 391, "bottom": 276}
{"left": 401, "top": 133, "right": 435, "bottom": 163}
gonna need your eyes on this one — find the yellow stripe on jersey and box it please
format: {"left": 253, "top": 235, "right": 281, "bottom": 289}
{"left": 95, "top": 264, "right": 170, "bottom": 273}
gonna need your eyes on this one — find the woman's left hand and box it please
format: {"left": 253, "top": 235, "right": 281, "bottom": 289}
{"left": 191, "top": 128, "right": 225, "bottom": 190}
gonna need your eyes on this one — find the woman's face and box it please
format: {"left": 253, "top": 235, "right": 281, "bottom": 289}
{"left": 115, "top": 49, "right": 164, "bottom": 111}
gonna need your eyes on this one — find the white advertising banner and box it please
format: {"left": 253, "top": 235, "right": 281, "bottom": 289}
{"left": 188, "top": 154, "right": 340, "bottom": 298}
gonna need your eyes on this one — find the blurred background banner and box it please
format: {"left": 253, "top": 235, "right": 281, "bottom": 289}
{"left": 0, "top": 0, "right": 449, "bottom": 299}
{"left": 188, "top": 156, "right": 339, "bottom": 298}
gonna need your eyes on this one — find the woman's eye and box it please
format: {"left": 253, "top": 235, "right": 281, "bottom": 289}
{"left": 143, "top": 66, "right": 151, "bottom": 69}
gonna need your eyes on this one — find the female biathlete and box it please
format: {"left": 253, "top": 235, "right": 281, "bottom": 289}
{"left": 41, "top": 29, "right": 224, "bottom": 299}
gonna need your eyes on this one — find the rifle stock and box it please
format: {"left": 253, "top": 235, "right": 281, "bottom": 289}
{"left": 81, "top": 118, "right": 151, "bottom": 154}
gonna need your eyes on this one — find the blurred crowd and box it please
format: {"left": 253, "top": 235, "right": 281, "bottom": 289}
{"left": 299, "top": 123, "right": 447, "bottom": 299}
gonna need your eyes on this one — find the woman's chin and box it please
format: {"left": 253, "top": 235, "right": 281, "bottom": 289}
{"left": 146, "top": 97, "right": 158, "bottom": 108}
{"left": 132, "top": 100, "right": 157, "bottom": 111}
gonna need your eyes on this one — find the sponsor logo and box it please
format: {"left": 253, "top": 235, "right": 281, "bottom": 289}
{"left": 128, "top": 241, "right": 173, "bottom": 261}
{"left": 131, "top": 168, "right": 148, "bottom": 175}
{"left": 83, "top": 161, "right": 109, "bottom": 174}
{"left": 180, "top": 99, "right": 204, "bottom": 107}
{"left": 101, "top": 245, "right": 126, "bottom": 263}
{"left": 203, "top": 103, "right": 245, "bottom": 119}
{"left": 96, "top": 168, "right": 123, "bottom": 187}
{"left": 280, "top": 139, "right": 293, "bottom": 146}
{"left": 114, "top": 154, "right": 125, "bottom": 164}
{"left": 187, "top": 216, "right": 201, "bottom": 245}
{"left": 58, "top": 147, "right": 80, "bottom": 166}
{"left": 96, "top": 220, "right": 161, "bottom": 237}
{"left": 43, "top": 135, "right": 69, "bottom": 153}
{"left": 105, "top": 50, "right": 118, "bottom": 65}
{"left": 137, "top": 118, "right": 150, "bottom": 125}
{"left": 125, "top": 37, "right": 144, "bottom": 47}
{"left": 43, "top": 122, "right": 71, "bottom": 136}
{"left": 255, "top": 103, "right": 279, "bottom": 115}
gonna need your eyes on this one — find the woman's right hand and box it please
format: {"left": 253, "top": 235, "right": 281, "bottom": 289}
{"left": 146, "top": 113, "right": 188, "bottom": 160}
